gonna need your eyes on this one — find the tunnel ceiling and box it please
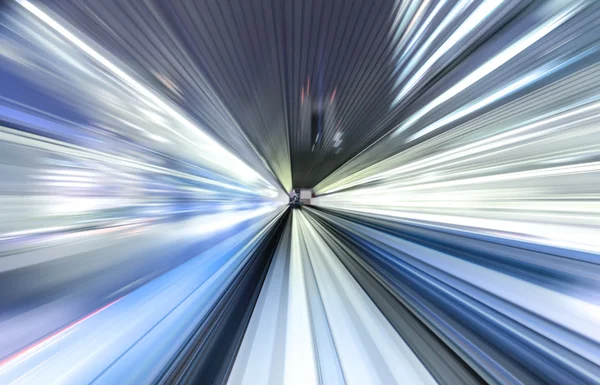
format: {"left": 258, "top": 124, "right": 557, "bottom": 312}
{"left": 42, "top": 0, "right": 406, "bottom": 189}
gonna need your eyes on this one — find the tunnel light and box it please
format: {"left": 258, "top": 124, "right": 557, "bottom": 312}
{"left": 392, "top": 1, "right": 584, "bottom": 138}
{"left": 148, "top": 133, "right": 171, "bottom": 144}
{"left": 16, "top": 0, "right": 271, "bottom": 190}
{"left": 393, "top": 0, "right": 502, "bottom": 107}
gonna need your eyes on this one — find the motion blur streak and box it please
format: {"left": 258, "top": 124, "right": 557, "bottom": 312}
{"left": 1, "top": 0, "right": 600, "bottom": 384}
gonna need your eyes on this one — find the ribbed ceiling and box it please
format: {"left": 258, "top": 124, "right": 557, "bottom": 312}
{"left": 43, "top": 0, "right": 403, "bottom": 189}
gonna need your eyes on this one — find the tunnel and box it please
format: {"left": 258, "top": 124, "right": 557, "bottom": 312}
{"left": 1, "top": 0, "right": 600, "bottom": 384}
